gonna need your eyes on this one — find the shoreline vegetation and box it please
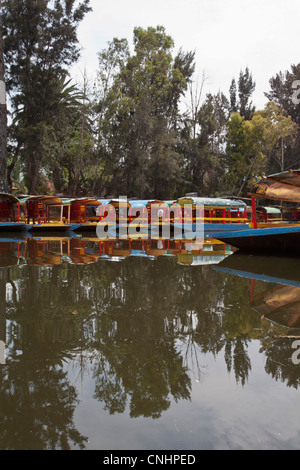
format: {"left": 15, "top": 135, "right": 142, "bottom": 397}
{"left": 0, "top": 1, "right": 300, "bottom": 203}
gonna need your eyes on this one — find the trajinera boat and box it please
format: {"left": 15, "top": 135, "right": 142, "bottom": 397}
{"left": 210, "top": 170, "right": 300, "bottom": 255}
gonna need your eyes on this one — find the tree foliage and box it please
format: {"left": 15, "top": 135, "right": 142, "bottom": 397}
{"left": 1, "top": 6, "right": 300, "bottom": 199}
{"left": 94, "top": 26, "right": 195, "bottom": 199}
{"left": 2, "top": 0, "right": 92, "bottom": 194}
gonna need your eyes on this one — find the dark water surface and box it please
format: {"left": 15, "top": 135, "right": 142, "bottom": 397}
{"left": 1, "top": 234, "right": 300, "bottom": 450}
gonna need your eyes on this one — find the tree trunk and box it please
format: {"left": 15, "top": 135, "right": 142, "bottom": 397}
{"left": 28, "top": 155, "right": 39, "bottom": 195}
{"left": 0, "top": 14, "right": 7, "bottom": 187}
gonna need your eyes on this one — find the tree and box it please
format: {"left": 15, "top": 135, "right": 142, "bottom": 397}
{"left": 265, "top": 63, "right": 300, "bottom": 169}
{"left": 229, "top": 67, "right": 256, "bottom": 120}
{"left": 0, "top": 4, "right": 7, "bottom": 187}
{"left": 95, "top": 26, "right": 195, "bottom": 199}
{"left": 255, "top": 101, "right": 298, "bottom": 172}
{"left": 2, "top": 0, "right": 92, "bottom": 194}
{"left": 225, "top": 112, "right": 267, "bottom": 196}
{"left": 224, "top": 102, "right": 298, "bottom": 196}
{"left": 180, "top": 89, "right": 229, "bottom": 196}
{"left": 36, "top": 73, "right": 95, "bottom": 196}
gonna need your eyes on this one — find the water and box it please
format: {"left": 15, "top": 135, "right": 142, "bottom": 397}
{"left": 1, "top": 234, "right": 300, "bottom": 450}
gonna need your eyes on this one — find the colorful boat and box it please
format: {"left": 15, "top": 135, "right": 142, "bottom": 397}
{"left": 210, "top": 170, "right": 300, "bottom": 254}
{"left": 0, "top": 193, "right": 27, "bottom": 231}
{"left": 65, "top": 197, "right": 103, "bottom": 231}
{"left": 175, "top": 196, "right": 249, "bottom": 239}
{"left": 17, "top": 195, "right": 81, "bottom": 231}
{"left": 95, "top": 198, "right": 132, "bottom": 236}
{"left": 207, "top": 225, "right": 300, "bottom": 255}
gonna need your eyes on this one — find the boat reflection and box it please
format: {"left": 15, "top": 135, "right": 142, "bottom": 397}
{"left": 0, "top": 235, "right": 233, "bottom": 267}
{"left": 216, "top": 252, "right": 300, "bottom": 335}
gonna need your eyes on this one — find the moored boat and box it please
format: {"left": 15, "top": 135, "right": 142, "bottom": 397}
{"left": 0, "top": 193, "right": 27, "bottom": 231}
{"left": 208, "top": 224, "right": 300, "bottom": 255}
{"left": 211, "top": 170, "right": 300, "bottom": 255}
{"left": 17, "top": 195, "right": 80, "bottom": 231}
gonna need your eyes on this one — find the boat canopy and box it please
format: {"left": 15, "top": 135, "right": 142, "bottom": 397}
{"left": 129, "top": 200, "right": 156, "bottom": 208}
{"left": 177, "top": 196, "right": 247, "bottom": 209}
{"left": 164, "top": 200, "right": 177, "bottom": 207}
{"left": 107, "top": 198, "right": 131, "bottom": 207}
{"left": 18, "top": 195, "right": 68, "bottom": 206}
{"left": 0, "top": 193, "right": 20, "bottom": 204}
{"left": 250, "top": 170, "right": 300, "bottom": 203}
{"left": 257, "top": 206, "right": 282, "bottom": 214}
{"left": 97, "top": 198, "right": 113, "bottom": 206}
{"left": 70, "top": 197, "right": 102, "bottom": 206}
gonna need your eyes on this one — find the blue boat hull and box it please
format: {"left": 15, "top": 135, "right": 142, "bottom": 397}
{"left": 0, "top": 222, "right": 27, "bottom": 231}
{"left": 210, "top": 225, "right": 300, "bottom": 255}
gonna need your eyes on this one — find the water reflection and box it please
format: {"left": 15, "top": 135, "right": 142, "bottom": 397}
{"left": 0, "top": 236, "right": 300, "bottom": 449}
{"left": 216, "top": 253, "right": 300, "bottom": 391}
{"left": 216, "top": 253, "right": 300, "bottom": 333}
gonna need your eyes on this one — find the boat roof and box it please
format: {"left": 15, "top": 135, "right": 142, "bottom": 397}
{"left": 250, "top": 170, "right": 300, "bottom": 203}
{"left": 177, "top": 196, "right": 247, "bottom": 208}
{"left": 71, "top": 197, "right": 102, "bottom": 206}
{"left": 0, "top": 193, "right": 20, "bottom": 204}
{"left": 18, "top": 195, "right": 65, "bottom": 205}
{"left": 129, "top": 200, "right": 155, "bottom": 207}
{"left": 97, "top": 198, "right": 113, "bottom": 206}
{"left": 257, "top": 205, "right": 282, "bottom": 214}
{"left": 129, "top": 199, "right": 164, "bottom": 207}
{"left": 164, "top": 200, "right": 177, "bottom": 207}
{"left": 106, "top": 198, "right": 131, "bottom": 207}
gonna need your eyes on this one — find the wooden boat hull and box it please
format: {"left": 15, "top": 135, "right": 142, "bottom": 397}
{"left": 211, "top": 225, "right": 300, "bottom": 255}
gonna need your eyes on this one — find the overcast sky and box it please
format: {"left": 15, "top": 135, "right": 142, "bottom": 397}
{"left": 72, "top": 0, "right": 300, "bottom": 110}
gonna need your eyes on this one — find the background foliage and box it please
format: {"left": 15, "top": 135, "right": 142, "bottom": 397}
{"left": 1, "top": 1, "right": 300, "bottom": 198}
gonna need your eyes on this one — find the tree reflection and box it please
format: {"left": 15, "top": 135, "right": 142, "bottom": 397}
{"left": 0, "top": 362, "right": 87, "bottom": 449}
{"left": 0, "top": 262, "right": 88, "bottom": 450}
{"left": 260, "top": 337, "right": 300, "bottom": 389}
{"left": 1, "top": 239, "right": 300, "bottom": 449}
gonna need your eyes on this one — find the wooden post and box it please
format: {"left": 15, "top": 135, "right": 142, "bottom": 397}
{"left": 250, "top": 279, "right": 256, "bottom": 300}
{"left": 251, "top": 196, "right": 257, "bottom": 229}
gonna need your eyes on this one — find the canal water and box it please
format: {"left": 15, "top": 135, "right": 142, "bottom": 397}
{"left": 1, "top": 233, "right": 300, "bottom": 450}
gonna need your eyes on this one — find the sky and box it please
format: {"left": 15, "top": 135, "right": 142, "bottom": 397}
{"left": 72, "top": 0, "right": 300, "bottom": 111}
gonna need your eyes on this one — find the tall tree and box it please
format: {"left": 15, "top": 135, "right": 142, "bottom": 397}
{"left": 0, "top": 2, "right": 7, "bottom": 187}
{"left": 224, "top": 102, "right": 298, "bottom": 196}
{"left": 95, "top": 26, "right": 195, "bottom": 199}
{"left": 2, "top": 0, "right": 91, "bottom": 194}
{"left": 180, "top": 89, "right": 229, "bottom": 196}
{"left": 229, "top": 67, "right": 256, "bottom": 120}
{"left": 225, "top": 112, "right": 266, "bottom": 196}
{"left": 265, "top": 63, "right": 300, "bottom": 170}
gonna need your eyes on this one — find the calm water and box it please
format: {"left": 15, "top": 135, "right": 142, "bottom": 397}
{"left": 1, "top": 233, "right": 300, "bottom": 450}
